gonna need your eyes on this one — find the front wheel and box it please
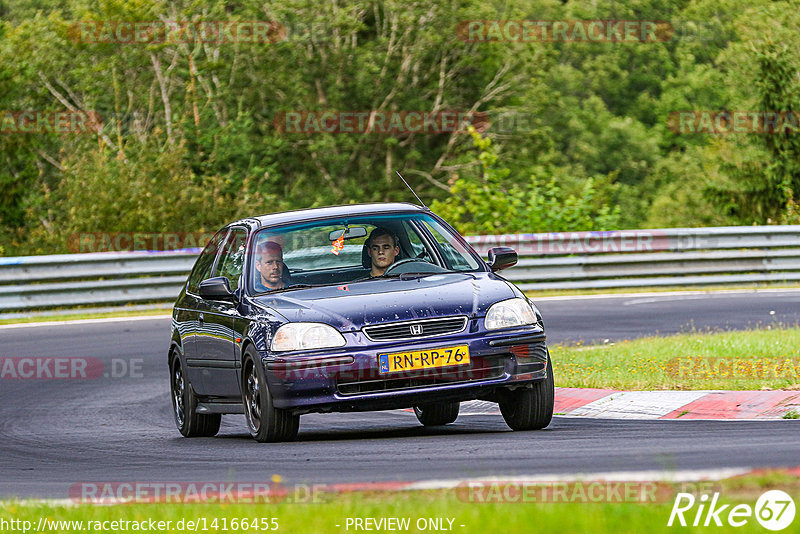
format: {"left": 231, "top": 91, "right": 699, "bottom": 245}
{"left": 242, "top": 350, "right": 299, "bottom": 443}
{"left": 413, "top": 402, "right": 459, "bottom": 426}
{"left": 170, "top": 355, "right": 220, "bottom": 437}
{"left": 499, "top": 355, "right": 554, "bottom": 431}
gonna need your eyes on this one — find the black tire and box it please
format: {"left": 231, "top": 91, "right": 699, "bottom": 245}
{"left": 499, "top": 355, "right": 555, "bottom": 431}
{"left": 170, "top": 355, "right": 221, "bottom": 437}
{"left": 413, "top": 402, "right": 460, "bottom": 426}
{"left": 242, "top": 350, "right": 299, "bottom": 443}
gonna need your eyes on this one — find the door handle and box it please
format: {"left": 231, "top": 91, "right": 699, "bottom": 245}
{"left": 198, "top": 313, "right": 204, "bottom": 325}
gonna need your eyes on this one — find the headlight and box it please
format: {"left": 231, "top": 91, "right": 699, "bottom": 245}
{"left": 271, "top": 323, "right": 346, "bottom": 352}
{"left": 485, "top": 298, "right": 538, "bottom": 330}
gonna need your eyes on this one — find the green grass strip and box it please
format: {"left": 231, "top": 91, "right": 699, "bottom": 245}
{"left": 552, "top": 328, "right": 800, "bottom": 390}
{"left": 2, "top": 472, "right": 798, "bottom": 534}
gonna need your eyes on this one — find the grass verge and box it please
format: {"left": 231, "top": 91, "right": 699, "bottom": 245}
{"left": 552, "top": 327, "right": 800, "bottom": 390}
{"left": 1, "top": 472, "right": 797, "bottom": 534}
{"left": 0, "top": 307, "right": 171, "bottom": 325}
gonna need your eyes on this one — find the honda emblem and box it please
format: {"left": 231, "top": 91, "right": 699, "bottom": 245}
{"left": 410, "top": 324, "right": 423, "bottom": 336}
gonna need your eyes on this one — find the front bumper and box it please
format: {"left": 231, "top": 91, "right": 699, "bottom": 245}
{"left": 262, "top": 326, "right": 549, "bottom": 414}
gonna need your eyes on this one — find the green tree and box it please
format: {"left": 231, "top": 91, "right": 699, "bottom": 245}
{"left": 702, "top": 0, "right": 800, "bottom": 224}
{"left": 431, "top": 126, "right": 621, "bottom": 235}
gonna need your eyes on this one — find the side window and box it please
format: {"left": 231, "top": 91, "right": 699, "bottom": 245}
{"left": 187, "top": 230, "right": 228, "bottom": 294}
{"left": 402, "top": 221, "right": 426, "bottom": 258}
{"left": 215, "top": 228, "right": 248, "bottom": 291}
{"left": 422, "top": 220, "right": 481, "bottom": 270}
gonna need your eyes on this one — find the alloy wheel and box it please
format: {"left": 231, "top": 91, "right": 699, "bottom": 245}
{"left": 244, "top": 362, "right": 262, "bottom": 432}
{"left": 172, "top": 364, "right": 185, "bottom": 427}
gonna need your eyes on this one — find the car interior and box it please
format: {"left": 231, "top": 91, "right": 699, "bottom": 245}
{"left": 251, "top": 219, "right": 449, "bottom": 291}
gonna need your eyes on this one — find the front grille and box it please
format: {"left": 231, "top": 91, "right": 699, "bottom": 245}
{"left": 336, "top": 357, "right": 505, "bottom": 396}
{"left": 362, "top": 316, "right": 468, "bottom": 341}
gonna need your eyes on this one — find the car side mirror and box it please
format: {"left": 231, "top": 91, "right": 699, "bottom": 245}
{"left": 487, "top": 247, "right": 518, "bottom": 271}
{"left": 198, "top": 276, "right": 236, "bottom": 301}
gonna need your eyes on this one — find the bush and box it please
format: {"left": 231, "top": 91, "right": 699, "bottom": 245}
{"left": 431, "top": 127, "right": 621, "bottom": 235}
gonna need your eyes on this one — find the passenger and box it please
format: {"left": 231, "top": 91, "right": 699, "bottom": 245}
{"left": 366, "top": 227, "right": 400, "bottom": 277}
{"left": 254, "top": 241, "right": 286, "bottom": 291}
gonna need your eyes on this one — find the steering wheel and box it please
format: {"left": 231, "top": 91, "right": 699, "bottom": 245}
{"left": 383, "top": 258, "right": 433, "bottom": 275}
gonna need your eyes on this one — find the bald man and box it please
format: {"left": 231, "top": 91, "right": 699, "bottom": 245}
{"left": 254, "top": 241, "right": 286, "bottom": 291}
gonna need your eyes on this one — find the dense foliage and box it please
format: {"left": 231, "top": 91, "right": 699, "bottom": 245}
{"left": 1, "top": 0, "right": 799, "bottom": 255}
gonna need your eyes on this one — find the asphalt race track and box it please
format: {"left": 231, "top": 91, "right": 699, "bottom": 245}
{"left": 538, "top": 288, "right": 800, "bottom": 345}
{"left": 1, "top": 290, "right": 799, "bottom": 499}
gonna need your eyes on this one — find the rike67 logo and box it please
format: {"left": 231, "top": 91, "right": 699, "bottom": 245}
{"left": 668, "top": 490, "right": 796, "bottom": 531}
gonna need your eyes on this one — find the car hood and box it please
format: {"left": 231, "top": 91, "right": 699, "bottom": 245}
{"left": 250, "top": 272, "right": 518, "bottom": 332}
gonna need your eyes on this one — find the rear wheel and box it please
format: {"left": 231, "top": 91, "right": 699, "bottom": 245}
{"left": 413, "top": 402, "right": 460, "bottom": 426}
{"left": 499, "top": 355, "right": 554, "bottom": 431}
{"left": 170, "top": 355, "right": 220, "bottom": 437}
{"left": 242, "top": 350, "right": 299, "bottom": 442}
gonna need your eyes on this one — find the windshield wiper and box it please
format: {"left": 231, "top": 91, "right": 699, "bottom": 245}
{"left": 283, "top": 283, "right": 316, "bottom": 290}
{"left": 254, "top": 283, "right": 316, "bottom": 296}
{"left": 400, "top": 270, "right": 473, "bottom": 280}
{"left": 399, "top": 272, "right": 437, "bottom": 280}
{"left": 363, "top": 271, "right": 454, "bottom": 281}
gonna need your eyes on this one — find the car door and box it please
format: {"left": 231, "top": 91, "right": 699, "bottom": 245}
{"left": 179, "top": 229, "right": 229, "bottom": 393}
{"left": 194, "top": 227, "right": 248, "bottom": 397}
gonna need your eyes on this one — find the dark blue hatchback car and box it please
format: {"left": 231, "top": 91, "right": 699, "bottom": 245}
{"left": 168, "top": 203, "right": 554, "bottom": 442}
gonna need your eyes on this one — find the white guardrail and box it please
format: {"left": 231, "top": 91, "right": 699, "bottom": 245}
{"left": 1, "top": 225, "right": 799, "bottom": 311}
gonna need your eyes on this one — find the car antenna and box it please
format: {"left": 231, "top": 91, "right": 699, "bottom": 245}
{"left": 395, "top": 170, "right": 428, "bottom": 209}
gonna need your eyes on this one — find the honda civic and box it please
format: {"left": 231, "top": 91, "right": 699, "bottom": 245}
{"left": 168, "top": 203, "right": 553, "bottom": 442}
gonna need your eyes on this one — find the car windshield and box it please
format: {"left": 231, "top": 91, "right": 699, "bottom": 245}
{"left": 249, "top": 212, "right": 484, "bottom": 294}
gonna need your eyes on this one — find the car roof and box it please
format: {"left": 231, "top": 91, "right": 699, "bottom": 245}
{"left": 243, "top": 202, "right": 430, "bottom": 229}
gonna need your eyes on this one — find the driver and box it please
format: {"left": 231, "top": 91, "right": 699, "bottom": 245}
{"left": 254, "top": 241, "right": 286, "bottom": 291}
{"left": 366, "top": 227, "right": 400, "bottom": 277}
